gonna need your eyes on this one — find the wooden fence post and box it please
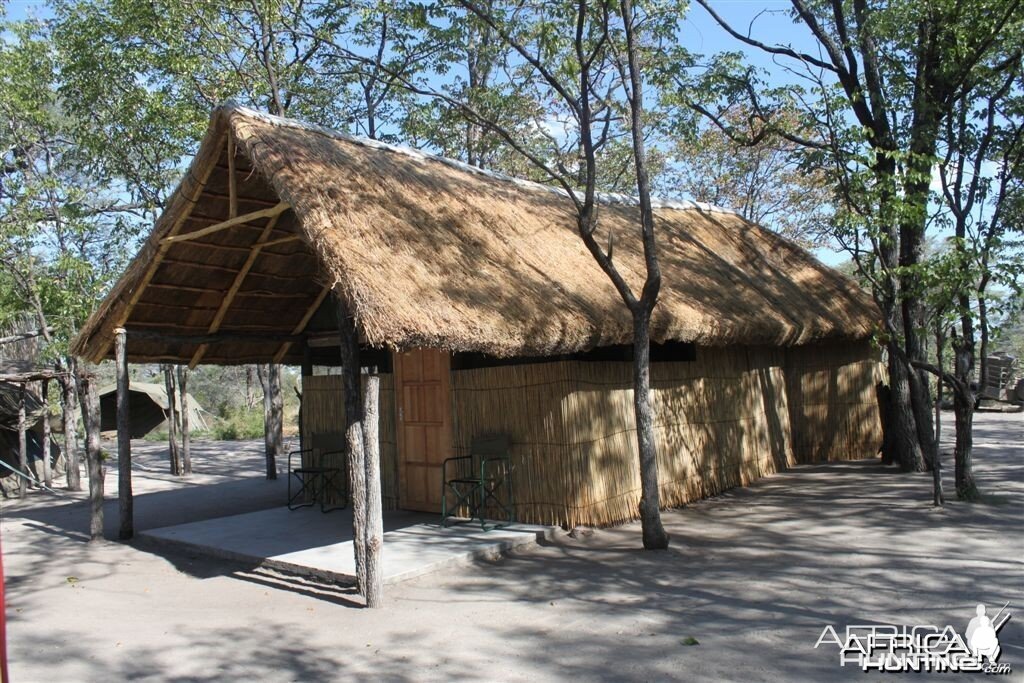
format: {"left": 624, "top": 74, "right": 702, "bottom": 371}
{"left": 16, "top": 384, "right": 27, "bottom": 498}
{"left": 115, "top": 328, "right": 133, "bottom": 540}
{"left": 362, "top": 372, "right": 383, "bottom": 608}
{"left": 41, "top": 378, "right": 51, "bottom": 488}
{"left": 77, "top": 368, "right": 105, "bottom": 541}
{"left": 62, "top": 357, "right": 82, "bottom": 491}
{"left": 177, "top": 365, "right": 192, "bottom": 475}
{"left": 163, "top": 364, "right": 181, "bottom": 475}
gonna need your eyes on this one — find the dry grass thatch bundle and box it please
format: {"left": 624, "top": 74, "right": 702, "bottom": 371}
{"left": 72, "top": 104, "right": 879, "bottom": 364}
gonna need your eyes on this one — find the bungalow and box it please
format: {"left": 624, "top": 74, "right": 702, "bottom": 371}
{"left": 72, "top": 104, "right": 883, "bottom": 529}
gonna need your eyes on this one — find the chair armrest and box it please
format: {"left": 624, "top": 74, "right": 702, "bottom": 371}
{"left": 288, "top": 448, "right": 312, "bottom": 471}
{"left": 442, "top": 455, "right": 473, "bottom": 479}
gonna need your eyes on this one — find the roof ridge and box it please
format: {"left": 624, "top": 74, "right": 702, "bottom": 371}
{"left": 220, "top": 101, "right": 740, "bottom": 217}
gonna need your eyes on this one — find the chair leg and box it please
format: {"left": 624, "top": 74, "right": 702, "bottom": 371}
{"left": 478, "top": 477, "right": 514, "bottom": 531}
{"left": 288, "top": 471, "right": 315, "bottom": 511}
{"left": 443, "top": 482, "right": 480, "bottom": 527}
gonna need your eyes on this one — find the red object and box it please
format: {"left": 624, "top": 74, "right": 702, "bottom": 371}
{"left": 0, "top": 531, "right": 8, "bottom": 683}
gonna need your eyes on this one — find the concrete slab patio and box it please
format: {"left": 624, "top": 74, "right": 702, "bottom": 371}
{"left": 138, "top": 507, "right": 554, "bottom": 584}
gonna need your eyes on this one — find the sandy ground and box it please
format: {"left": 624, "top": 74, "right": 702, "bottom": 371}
{"left": 1, "top": 413, "right": 1021, "bottom": 682}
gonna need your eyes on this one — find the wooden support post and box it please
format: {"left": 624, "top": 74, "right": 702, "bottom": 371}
{"left": 41, "top": 378, "right": 51, "bottom": 488}
{"left": 362, "top": 372, "right": 384, "bottom": 608}
{"left": 16, "top": 384, "right": 28, "bottom": 498}
{"left": 177, "top": 365, "right": 192, "bottom": 475}
{"left": 62, "top": 358, "right": 81, "bottom": 491}
{"left": 163, "top": 365, "right": 181, "bottom": 475}
{"left": 77, "top": 368, "right": 105, "bottom": 541}
{"left": 334, "top": 292, "right": 369, "bottom": 599}
{"left": 115, "top": 329, "right": 133, "bottom": 540}
{"left": 299, "top": 344, "right": 313, "bottom": 453}
{"left": 257, "top": 363, "right": 282, "bottom": 480}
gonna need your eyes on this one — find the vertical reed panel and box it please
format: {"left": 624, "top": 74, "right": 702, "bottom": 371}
{"left": 449, "top": 339, "right": 881, "bottom": 528}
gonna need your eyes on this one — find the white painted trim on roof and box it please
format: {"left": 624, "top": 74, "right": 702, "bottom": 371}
{"left": 221, "top": 102, "right": 740, "bottom": 217}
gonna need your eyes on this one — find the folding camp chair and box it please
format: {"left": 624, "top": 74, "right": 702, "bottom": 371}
{"left": 287, "top": 431, "right": 347, "bottom": 513}
{"left": 440, "top": 434, "right": 514, "bottom": 530}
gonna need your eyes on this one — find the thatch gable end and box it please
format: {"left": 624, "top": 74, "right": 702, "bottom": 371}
{"left": 72, "top": 104, "right": 879, "bottom": 364}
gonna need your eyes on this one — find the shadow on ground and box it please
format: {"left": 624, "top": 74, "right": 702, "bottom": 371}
{"left": 2, "top": 414, "right": 1021, "bottom": 681}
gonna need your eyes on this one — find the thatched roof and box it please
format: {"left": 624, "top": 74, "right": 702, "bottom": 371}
{"left": 72, "top": 104, "right": 879, "bottom": 365}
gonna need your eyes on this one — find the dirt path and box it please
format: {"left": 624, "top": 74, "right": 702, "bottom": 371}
{"left": 2, "top": 413, "right": 1021, "bottom": 682}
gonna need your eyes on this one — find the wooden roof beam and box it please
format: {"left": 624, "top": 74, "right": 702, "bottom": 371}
{"left": 125, "top": 329, "right": 305, "bottom": 344}
{"left": 199, "top": 189, "right": 280, "bottom": 208}
{"left": 272, "top": 285, "right": 332, "bottom": 363}
{"left": 161, "top": 202, "right": 290, "bottom": 246}
{"left": 189, "top": 212, "right": 288, "bottom": 367}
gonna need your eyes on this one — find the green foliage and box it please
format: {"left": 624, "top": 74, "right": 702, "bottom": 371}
{"left": 213, "top": 407, "right": 266, "bottom": 441}
{"left": 0, "top": 17, "right": 146, "bottom": 362}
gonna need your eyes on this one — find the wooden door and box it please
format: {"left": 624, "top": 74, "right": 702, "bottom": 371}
{"left": 394, "top": 348, "right": 453, "bottom": 512}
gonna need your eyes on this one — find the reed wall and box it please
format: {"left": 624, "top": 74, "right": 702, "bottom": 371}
{"left": 784, "top": 339, "right": 885, "bottom": 463}
{"left": 299, "top": 339, "right": 883, "bottom": 527}
{"left": 450, "top": 340, "right": 883, "bottom": 528}
{"left": 300, "top": 373, "right": 399, "bottom": 510}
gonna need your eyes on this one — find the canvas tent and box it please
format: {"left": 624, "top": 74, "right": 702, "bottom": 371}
{"left": 98, "top": 382, "right": 209, "bottom": 438}
{"left": 0, "top": 380, "right": 62, "bottom": 495}
{"left": 72, "top": 104, "right": 884, "bottom": 529}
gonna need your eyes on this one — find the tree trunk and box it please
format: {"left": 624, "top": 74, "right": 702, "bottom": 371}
{"left": 115, "top": 329, "right": 134, "bottom": 540}
{"left": 932, "top": 326, "right": 944, "bottom": 506}
{"left": 257, "top": 363, "right": 282, "bottom": 480}
{"left": 907, "top": 365, "right": 938, "bottom": 468}
{"left": 632, "top": 313, "right": 669, "bottom": 550}
{"left": 163, "top": 365, "right": 181, "bottom": 475}
{"left": 953, "top": 345, "right": 980, "bottom": 501}
{"left": 335, "top": 295, "right": 368, "bottom": 598}
{"left": 934, "top": 325, "right": 944, "bottom": 445}
{"left": 77, "top": 368, "right": 105, "bottom": 541}
{"left": 362, "top": 372, "right": 384, "bottom": 608}
{"left": 886, "top": 345, "right": 925, "bottom": 472}
{"left": 62, "top": 357, "right": 81, "bottom": 491}
{"left": 618, "top": 0, "right": 669, "bottom": 551}
{"left": 952, "top": 388, "right": 977, "bottom": 500}
{"left": 245, "top": 366, "right": 258, "bottom": 410}
{"left": 177, "top": 365, "right": 192, "bottom": 475}
{"left": 41, "top": 378, "right": 52, "bottom": 488}
{"left": 17, "top": 384, "right": 28, "bottom": 498}
{"left": 978, "top": 296, "right": 990, "bottom": 406}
